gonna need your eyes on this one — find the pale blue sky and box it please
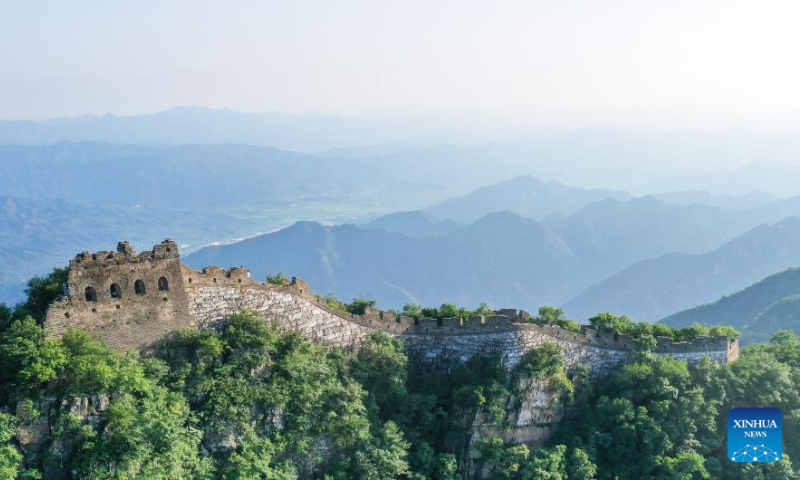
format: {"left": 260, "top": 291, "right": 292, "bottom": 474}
{"left": 2, "top": 0, "right": 799, "bottom": 129}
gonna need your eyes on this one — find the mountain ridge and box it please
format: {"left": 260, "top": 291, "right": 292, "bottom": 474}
{"left": 564, "top": 217, "right": 800, "bottom": 321}
{"left": 662, "top": 267, "right": 800, "bottom": 343}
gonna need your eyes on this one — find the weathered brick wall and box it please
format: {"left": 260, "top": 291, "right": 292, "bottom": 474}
{"left": 44, "top": 240, "right": 195, "bottom": 351}
{"left": 184, "top": 282, "right": 378, "bottom": 348}
{"left": 401, "top": 330, "right": 632, "bottom": 375}
{"left": 45, "top": 240, "right": 738, "bottom": 373}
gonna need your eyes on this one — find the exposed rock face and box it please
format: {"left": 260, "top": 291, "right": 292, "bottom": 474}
{"left": 14, "top": 394, "right": 109, "bottom": 480}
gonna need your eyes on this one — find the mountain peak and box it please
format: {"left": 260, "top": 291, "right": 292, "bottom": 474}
{"left": 425, "top": 175, "right": 630, "bottom": 223}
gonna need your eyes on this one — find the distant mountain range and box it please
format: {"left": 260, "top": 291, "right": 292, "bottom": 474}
{"left": 0, "top": 107, "right": 413, "bottom": 152}
{"left": 7, "top": 156, "right": 800, "bottom": 321}
{"left": 362, "top": 211, "right": 463, "bottom": 237}
{"left": 649, "top": 190, "right": 778, "bottom": 209}
{"left": 0, "top": 195, "right": 255, "bottom": 304}
{"left": 422, "top": 176, "right": 631, "bottom": 223}
{"left": 0, "top": 107, "right": 570, "bottom": 153}
{"left": 662, "top": 267, "right": 800, "bottom": 344}
{"left": 545, "top": 196, "right": 760, "bottom": 282}
{"left": 186, "top": 211, "right": 586, "bottom": 309}
{"left": 186, "top": 185, "right": 800, "bottom": 314}
{"left": 6, "top": 109, "right": 800, "bottom": 327}
{"left": 563, "top": 217, "right": 800, "bottom": 321}
{"left": 6, "top": 108, "right": 800, "bottom": 195}
{"left": 0, "top": 142, "right": 414, "bottom": 207}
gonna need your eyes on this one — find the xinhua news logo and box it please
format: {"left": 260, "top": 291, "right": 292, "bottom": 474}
{"left": 728, "top": 408, "right": 782, "bottom": 463}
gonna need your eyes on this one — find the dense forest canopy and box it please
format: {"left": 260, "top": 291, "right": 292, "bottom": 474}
{"left": 0, "top": 270, "right": 795, "bottom": 479}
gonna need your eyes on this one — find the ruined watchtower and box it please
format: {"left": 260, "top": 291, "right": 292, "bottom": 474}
{"left": 45, "top": 239, "right": 195, "bottom": 350}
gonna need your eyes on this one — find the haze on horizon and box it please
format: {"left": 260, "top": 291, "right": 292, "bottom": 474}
{"left": 2, "top": 0, "right": 800, "bottom": 131}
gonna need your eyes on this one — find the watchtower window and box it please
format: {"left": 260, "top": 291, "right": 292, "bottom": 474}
{"left": 134, "top": 280, "right": 146, "bottom": 296}
{"left": 158, "top": 276, "right": 169, "bottom": 292}
{"left": 84, "top": 286, "right": 97, "bottom": 302}
{"left": 110, "top": 283, "right": 122, "bottom": 299}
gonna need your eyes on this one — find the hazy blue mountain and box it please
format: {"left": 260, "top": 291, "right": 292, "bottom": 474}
{"left": 185, "top": 211, "right": 586, "bottom": 310}
{"left": 0, "top": 142, "right": 386, "bottom": 206}
{"left": 564, "top": 217, "right": 800, "bottom": 321}
{"left": 645, "top": 161, "right": 800, "bottom": 198}
{"left": 651, "top": 190, "right": 779, "bottom": 209}
{"left": 662, "top": 267, "right": 800, "bottom": 344}
{"left": 6, "top": 109, "right": 800, "bottom": 195}
{"left": 424, "top": 175, "right": 631, "bottom": 223}
{"left": 0, "top": 107, "right": 563, "bottom": 153}
{"left": 0, "top": 142, "right": 499, "bottom": 210}
{"left": 547, "top": 196, "right": 759, "bottom": 282}
{"left": 0, "top": 195, "right": 255, "bottom": 304}
{"left": 0, "top": 107, "right": 412, "bottom": 152}
{"left": 362, "top": 210, "right": 463, "bottom": 237}
{"left": 398, "top": 128, "right": 800, "bottom": 196}
{"left": 183, "top": 192, "right": 800, "bottom": 315}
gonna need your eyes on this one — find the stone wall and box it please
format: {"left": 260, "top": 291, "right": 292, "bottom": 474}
{"left": 44, "top": 240, "right": 195, "bottom": 351}
{"left": 44, "top": 240, "right": 739, "bottom": 374}
{"left": 401, "top": 330, "right": 632, "bottom": 376}
{"left": 182, "top": 266, "right": 378, "bottom": 348}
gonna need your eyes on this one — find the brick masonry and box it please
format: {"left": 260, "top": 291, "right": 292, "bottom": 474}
{"left": 45, "top": 240, "right": 739, "bottom": 374}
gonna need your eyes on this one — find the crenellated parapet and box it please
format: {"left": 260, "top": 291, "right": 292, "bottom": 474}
{"left": 44, "top": 240, "right": 739, "bottom": 371}
{"left": 46, "top": 239, "right": 194, "bottom": 350}
{"left": 64, "top": 239, "right": 181, "bottom": 304}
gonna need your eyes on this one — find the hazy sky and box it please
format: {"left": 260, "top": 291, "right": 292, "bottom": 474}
{"left": 2, "top": 0, "right": 800, "bottom": 129}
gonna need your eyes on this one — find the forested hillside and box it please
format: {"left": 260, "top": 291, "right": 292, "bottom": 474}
{"left": 565, "top": 217, "right": 800, "bottom": 321}
{"left": 0, "top": 271, "right": 797, "bottom": 479}
{"left": 663, "top": 267, "right": 800, "bottom": 344}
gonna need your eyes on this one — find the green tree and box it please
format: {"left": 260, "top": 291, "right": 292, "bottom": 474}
{"left": 0, "top": 317, "right": 67, "bottom": 392}
{"left": 434, "top": 453, "right": 459, "bottom": 480}
{"left": 532, "top": 307, "right": 580, "bottom": 332}
{"left": 0, "top": 305, "right": 12, "bottom": 333}
{"left": 71, "top": 389, "right": 213, "bottom": 479}
{"left": 655, "top": 451, "right": 709, "bottom": 480}
{"left": 708, "top": 325, "right": 740, "bottom": 340}
{"left": 674, "top": 323, "right": 711, "bottom": 342}
{"left": 536, "top": 306, "right": 565, "bottom": 324}
{"left": 348, "top": 421, "right": 410, "bottom": 480}
{"left": 402, "top": 304, "right": 422, "bottom": 320}
{"left": 521, "top": 444, "right": 567, "bottom": 480}
{"left": 348, "top": 298, "right": 377, "bottom": 315}
{"left": 438, "top": 304, "right": 459, "bottom": 319}
{"left": 0, "top": 413, "right": 27, "bottom": 480}
{"left": 266, "top": 272, "right": 290, "bottom": 286}
{"left": 566, "top": 447, "right": 596, "bottom": 480}
{"left": 221, "top": 436, "right": 297, "bottom": 480}
{"left": 14, "top": 267, "right": 69, "bottom": 323}
{"left": 633, "top": 334, "right": 658, "bottom": 361}
{"left": 351, "top": 333, "right": 408, "bottom": 419}
{"left": 473, "top": 303, "right": 493, "bottom": 317}
{"left": 588, "top": 312, "right": 635, "bottom": 335}
{"left": 652, "top": 323, "right": 674, "bottom": 338}
{"left": 516, "top": 342, "right": 565, "bottom": 379}
{"left": 481, "top": 436, "right": 530, "bottom": 480}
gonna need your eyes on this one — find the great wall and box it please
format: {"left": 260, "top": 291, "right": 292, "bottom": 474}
{"left": 44, "top": 239, "right": 739, "bottom": 376}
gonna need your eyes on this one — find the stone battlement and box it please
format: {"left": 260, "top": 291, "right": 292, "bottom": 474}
{"left": 44, "top": 240, "right": 739, "bottom": 372}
